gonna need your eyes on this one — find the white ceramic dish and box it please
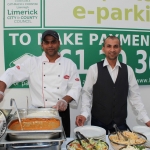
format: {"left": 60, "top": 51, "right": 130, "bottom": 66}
{"left": 66, "top": 138, "right": 109, "bottom": 150}
{"left": 132, "top": 126, "right": 150, "bottom": 134}
{"left": 74, "top": 125, "right": 106, "bottom": 138}
{"left": 143, "top": 132, "right": 150, "bottom": 141}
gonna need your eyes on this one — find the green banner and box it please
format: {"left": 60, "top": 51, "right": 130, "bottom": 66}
{"left": 4, "top": 29, "right": 150, "bottom": 87}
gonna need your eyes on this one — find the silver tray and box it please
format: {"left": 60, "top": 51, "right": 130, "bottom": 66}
{"left": 0, "top": 131, "right": 66, "bottom": 145}
{"left": 6, "top": 115, "right": 63, "bottom": 140}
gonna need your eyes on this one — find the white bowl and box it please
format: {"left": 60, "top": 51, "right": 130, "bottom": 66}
{"left": 109, "top": 131, "right": 147, "bottom": 150}
{"left": 74, "top": 125, "right": 106, "bottom": 139}
{"left": 143, "top": 132, "right": 150, "bottom": 141}
{"left": 66, "top": 138, "right": 109, "bottom": 150}
{"left": 132, "top": 126, "right": 150, "bottom": 134}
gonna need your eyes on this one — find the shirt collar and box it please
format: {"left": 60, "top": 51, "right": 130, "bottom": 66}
{"left": 103, "top": 58, "right": 121, "bottom": 68}
{"left": 42, "top": 52, "right": 61, "bottom": 62}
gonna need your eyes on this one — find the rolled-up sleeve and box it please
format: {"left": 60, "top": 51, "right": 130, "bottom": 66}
{"left": 0, "top": 58, "right": 31, "bottom": 88}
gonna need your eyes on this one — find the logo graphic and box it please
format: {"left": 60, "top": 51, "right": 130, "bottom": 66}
{"left": 9, "top": 53, "right": 34, "bottom": 68}
{"left": 16, "top": 66, "right": 20, "bottom": 69}
{"left": 64, "top": 75, "right": 70, "bottom": 79}
{"left": 75, "top": 78, "right": 80, "bottom": 81}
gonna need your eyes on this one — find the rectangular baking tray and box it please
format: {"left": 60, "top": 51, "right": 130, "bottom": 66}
{"left": 7, "top": 120, "right": 62, "bottom": 140}
{"left": 6, "top": 109, "right": 63, "bottom": 140}
{"left": 7, "top": 116, "right": 63, "bottom": 132}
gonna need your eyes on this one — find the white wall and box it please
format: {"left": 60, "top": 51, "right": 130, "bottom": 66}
{"left": 0, "top": 0, "right": 150, "bottom": 138}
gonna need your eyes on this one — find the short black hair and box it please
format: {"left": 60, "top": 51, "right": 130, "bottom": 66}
{"left": 102, "top": 35, "right": 121, "bottom": 47}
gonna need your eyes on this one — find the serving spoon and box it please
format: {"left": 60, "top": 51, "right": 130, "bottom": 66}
{"left": 10, "top": 98, "right": 23, "bottom": 130}
{"left": 75, "top": 131, "right": 86, "bottom": 150}
{"left": 76, "top": 131, "right": 97, "bottom": 150}
{"left": 113, "top": 124, "right": 128, "bottom": 141}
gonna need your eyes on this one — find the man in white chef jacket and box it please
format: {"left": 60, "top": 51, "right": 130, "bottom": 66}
{"left": 76, "top": 35, "right": 150, "bottom": 134}
{"left": 0, "top": 30, "right": 82, "bottom": 137}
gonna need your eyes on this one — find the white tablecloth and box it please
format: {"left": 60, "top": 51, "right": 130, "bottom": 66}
{"left": 61, "top": 135, "right": 114, "bottom": 150}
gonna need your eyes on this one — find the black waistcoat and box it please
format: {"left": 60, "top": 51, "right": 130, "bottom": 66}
{"left": 91, "top": 61, "right": 129, "bottom": 125}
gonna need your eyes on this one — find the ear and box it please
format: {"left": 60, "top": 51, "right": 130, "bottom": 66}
{"left": 41, "top": 42, "right": 43, "bottom": 49}
{"left": 58, "top": 40, "right": 60, "bottom": 46}
{"left": 102, "top": 46, "right": 105, "bottom": 53}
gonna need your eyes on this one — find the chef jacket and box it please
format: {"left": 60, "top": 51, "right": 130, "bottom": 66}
{"left": 81, "top": 58, "right": 150, "bottom": 123}
{"left": 0, "top": 52, "right": 82, "bottom": 108}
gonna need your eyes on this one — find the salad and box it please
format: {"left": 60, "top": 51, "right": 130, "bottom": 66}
{"left": 121, "top": 145, "right": 146, "bottom": 150}
{"left": 67, "top": 138, "right": 108, "bottom": 150}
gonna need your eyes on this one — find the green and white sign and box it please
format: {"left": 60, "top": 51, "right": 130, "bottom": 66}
{"left": 3, "top": 0, "right": 150, "bottom": 87}
{"left": 4, "top": 0, "right": 42, "bottom": 28}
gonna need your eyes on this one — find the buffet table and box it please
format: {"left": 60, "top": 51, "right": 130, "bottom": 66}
{"left": 0, "top": 136, "right": 149, "bottom": 150}
{"left": 0, "top": 136, "right": 113, "bottom": 150}
{"left": 0, "top": 109, "right": 113, "bottom": 149}
{"left": 0, "top": 109, "right": 149, "bottom": 150}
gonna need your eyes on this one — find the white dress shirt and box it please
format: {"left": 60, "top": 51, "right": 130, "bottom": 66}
{"left": 0, "top": 52, "right": 82, "bottom": 108}
{"left": 81, "top": 58, "right": 149, "bottom": 123}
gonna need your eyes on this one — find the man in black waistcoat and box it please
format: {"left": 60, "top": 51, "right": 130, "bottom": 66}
{"left": 76, "top": 35, "right": 150, "bottom": 134}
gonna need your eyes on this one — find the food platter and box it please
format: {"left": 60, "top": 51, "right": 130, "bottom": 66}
{"left": 5, "top": 108, "right": 63, "bottom": 141}
{"left": 109, "top": 131, "right": 147, "bottom": 145}
{"left": 108, "top": 131, "right": 147, "bottom": 150}
{"left": 8, "top": 117, "right": 61, "bottom": 131}
{"left": 66, "top": 138, "right": 109, "bottom": 150}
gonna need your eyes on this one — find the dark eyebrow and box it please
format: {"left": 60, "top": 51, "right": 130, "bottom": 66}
{"left": 43, "top": 40, "right": 49, "bottom": 43}
{"left": 114, "top": 44, "right": 119, "bottom": 47}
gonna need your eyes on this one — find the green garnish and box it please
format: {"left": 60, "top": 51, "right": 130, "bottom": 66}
{"left": 133, "top": 145, "right": 146, "bottom": 150}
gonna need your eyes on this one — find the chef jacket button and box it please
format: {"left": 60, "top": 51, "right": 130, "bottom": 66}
{"left": 43, "top": 63, "right": 45, "bottom": 65}
{"left": 58, "top": 98, "right": 59, "bottom": 100}
{"left": 44, "top": 75, "right": 45, "bottom": 76}
{"left": 44, "top": 87, "right": 46, "bottom": 88}
{"left": 59, "top": 63, "right": 61, "bottom": 65}
{"left": 57, "top": 87, "right": 59, "bottom": 89}
{"left": 58, "top": 75, "right": 60, "bottom": 77}
{"left": 45, "top": 99, "right": 47, "bottom": 101}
